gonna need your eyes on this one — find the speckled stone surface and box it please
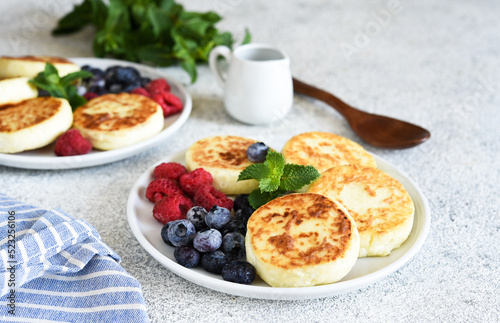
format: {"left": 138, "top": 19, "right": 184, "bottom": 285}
{"left": 1, "top": 0, "right": 499, "bottom": 322}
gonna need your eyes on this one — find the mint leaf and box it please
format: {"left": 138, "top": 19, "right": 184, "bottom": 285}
{"left": 65, "top": 85, "right": 86, "bottom": 111}
{"left": 136, "top": 45, "right": 175, "bottom": 66}
{"left": 158, "top": 0, "right": 179, "bottom": 12}
{"left": 44, "top": 63, "right": 60, "bottom": 84}
{"left": 61, "top": 70, "right": 93, "bottom": 86}
{"left": 248, "top": 190, "right": 273, "bottom": 210}
{"left": 90, "top": 0, "right": 108, "bottom": 29}
{"left": 259, "top": 176, "right": 280, "bottom": 192}
{"left": 242, "top": 28, "right": 252, "bottom": 44}
{"left": 52, "top": 0, "right": 95, "bottom": 35}
{"left": 280, "top": 164, "right": 320, "bottom": 191}
{"left": 238, "top": 163, "right": 269, "bottom": 181}
{"left": 145, "top": 6, "right": 172, "bottom": 38}
{"left": 29, "top": 63, "right": 90, "bottom": 111}
{"left": 264, "top": 151, "right": 285, "bottom": 182}
{"left": 248, "top": 189, "right": 289, "bottom": 209}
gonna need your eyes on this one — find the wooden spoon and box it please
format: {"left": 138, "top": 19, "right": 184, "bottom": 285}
{"left": 293, "top": 78, "right": 430, "bottom": 149}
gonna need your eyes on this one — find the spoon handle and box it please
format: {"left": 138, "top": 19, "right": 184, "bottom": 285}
{"left": 292, "top": 77, "right": 364, "bottom": 122}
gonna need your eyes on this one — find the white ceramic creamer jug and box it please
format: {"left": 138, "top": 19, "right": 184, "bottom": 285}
{"left": 209, "top": 43, "right": 293, "bottom": 125}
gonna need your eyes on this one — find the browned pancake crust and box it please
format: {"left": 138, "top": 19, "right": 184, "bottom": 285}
{"left": 248, "top": 193, "right": 353, "bottom": 269}
{"left": 189, "top": 136, "right": 257, "bottom": 170}
{"left": 0, "top": 97, "right": 64, "bottom": 133}
{"left": 73, "top": 93, "right": 160, "bottom": 131}
{"left": 1, "top": 55, "right": 73, "bottom": 64}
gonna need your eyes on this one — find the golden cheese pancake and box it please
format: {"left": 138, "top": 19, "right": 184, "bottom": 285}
{"left": 0, "top": 97, "right": 73, "bottom": 153}
{"left": 246, "top": 193, "right": 360, "bottom": 287}
{"left": 185, "top": 135, "right": 259, "bottom": 195}
{"left": 308, "top": 165, "right": 414, "bottom": 257}
{"left": 282, "top": 131, "right": 377, "bottom": 173}
{"left": 72, "top": 93, "right": 164, "bottom": 150}
{"left": 0, "top": 56, "right": 80, "bottom": 79}
{"left": 0, "top": 77, "right": 38, "bottom": 106}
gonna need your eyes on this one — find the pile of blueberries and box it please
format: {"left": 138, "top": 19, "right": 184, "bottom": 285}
{"left": 78, "top": 65, "right": 152, "bottom": 97}
{"left": 162, "top": 195, "right": 256, "bottom": 284}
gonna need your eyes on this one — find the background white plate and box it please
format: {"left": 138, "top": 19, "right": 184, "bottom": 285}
{"left": 0, "top": 58, "right": 192, "bottom": 169}
{"left": 127, "top": 149, "right": 431, "bottom": 300}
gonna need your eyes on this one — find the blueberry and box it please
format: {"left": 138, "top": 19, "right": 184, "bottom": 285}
{"left": 37, "top": 89, "right": 50, "bottom": 97}
{"left": 235, "top": 206, "right": 254, "bottom": 226}
{"left": 104, "top": 66, "right": 120, "bottom": 83}
{"left": 186, "top": 206, "right": 208, "bottom": 231}
{"left": 90, "top": 67, "right": 104, "bottom": 78}
{"left": 167, "top": 219, "right": 196, "bottom": 247}
{"left": 200, "top": 250, "right": 231, "bottom": 274}
{"left": 233, "top": 194, "right": 250, "bottom": 213}
{"left": 108, "top": 83, "right": 123, "bottom": 93}
{"left": 88, "top": 75, "right": 105, "bottom": 89}
{"left": 122, "top": 83, "right": 140, "bottom": 93}
{"left": 81, "top": 65, "right": 92, "bottom": 71}
{"left": 193, "top": 228, "right": 222, "bottom": 252}
{"left": 247, "top": 142, "right": 269, "bottom": 163}
{"left": 221, "top": 219, "right": 246, "bottom": 237}
{"left": 160, "top": 222, "right": 173, "bottom": 246}
{"left": 221, "top": 261, "right": 256, "bottom": 284}
{"left": 88, "top": 85, "right": 108, "bottom": 96}
{"left": 141, "top": 77, "right": 152, "bottom": 87}
{"left": 113, "top": 66, "right": 141, "bottom": 84}
{"left": 205, "top": 205, "right": 232, "bottom": 230}
{"left": 221, "top": 232, "right": 246, "bottom": 259}
{"left": 174, "top": 245, "right": 200, "bottom": 268}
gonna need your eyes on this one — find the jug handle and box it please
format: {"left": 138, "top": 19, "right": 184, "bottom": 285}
{"left": 209, "top": 45, "right": 232, "bottom": 88}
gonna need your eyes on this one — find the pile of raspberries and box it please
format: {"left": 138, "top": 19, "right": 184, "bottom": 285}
{"left": 131, "top": 79, "right": 183, "bottom": 117}
{"left": 146, "top": 162, "right": 234, "bottom": 224}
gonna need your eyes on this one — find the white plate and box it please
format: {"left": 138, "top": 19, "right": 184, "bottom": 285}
{"left": 0, "top": 58, "right": 192, "bottom": 169}
{"left": 127, "top": 148, "right": 431, "bottom": 300}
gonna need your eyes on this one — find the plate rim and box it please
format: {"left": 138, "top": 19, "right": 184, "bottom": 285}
{"left": 0, "top": 57, "right": 192, "bottom": 170}
{"left": 126, "top": 148, "right": 431, "bottom": 300}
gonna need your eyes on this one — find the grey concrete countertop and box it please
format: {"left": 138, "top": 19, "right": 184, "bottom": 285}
{"left": 1, "top": 0, "right": 499, "bottom": 322}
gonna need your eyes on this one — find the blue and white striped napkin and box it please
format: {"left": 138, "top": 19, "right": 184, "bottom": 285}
{"left": 0, "top": 193, "right": 149, "bottom": 322}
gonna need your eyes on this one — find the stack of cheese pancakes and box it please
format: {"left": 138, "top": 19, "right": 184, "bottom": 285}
{"left": 186, "top": 133, "right": 414, "bottom": 288}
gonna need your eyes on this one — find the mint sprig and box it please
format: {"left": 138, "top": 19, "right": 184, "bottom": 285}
{"left": 52, "top": 0, "right": 251, "bottom": 83}
{"left": 238, "top": 151, "right": 320, "bottom": 209}
{"left": 29, "top": 63, "right": 93, "bottom": 111}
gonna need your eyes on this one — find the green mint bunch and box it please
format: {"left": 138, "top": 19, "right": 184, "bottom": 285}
{"left": 237, "top": 151, "right": 321, "bottom": 209}
{"left": 52, "top": 0, "right": 251, "bottom": 83}
{"left": 29, "top": 63, "right": 93, "bottom": 111}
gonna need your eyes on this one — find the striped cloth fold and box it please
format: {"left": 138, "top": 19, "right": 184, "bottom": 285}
{"left": 0, "top": 193, "right": 149, "bottom": 322}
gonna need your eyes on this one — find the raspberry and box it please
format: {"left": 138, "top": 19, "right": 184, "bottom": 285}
{"left": 131, "top": 87, "right": 150, "bottom": 97}
{"left": 151, "top": 92, "right": 183, "bottom": 117}
{"left": 194, "top": 185, "right": 233, "bottom": 211}
{"left": 146, "top": 178, "right": 184, "bottom": 203}
{"left": 179, "top": 168, "right": 213, "bottom": 197}
{"left": 54, "top": 129, "right": 92, "bottom": 156}
{"left": 162, "top": 92, "right": 183, "bottom": 110}
{"left": 145, "top": 78, "right": 171, "bottom": 94}
{"left": 152, "top": 194, "right": 194, "bottom": 224}
{"left": 153, "top": 162, "right": 187, "bottom": 181}
{"left": 83, "top": 92, "right": 98, "bottom": 100}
